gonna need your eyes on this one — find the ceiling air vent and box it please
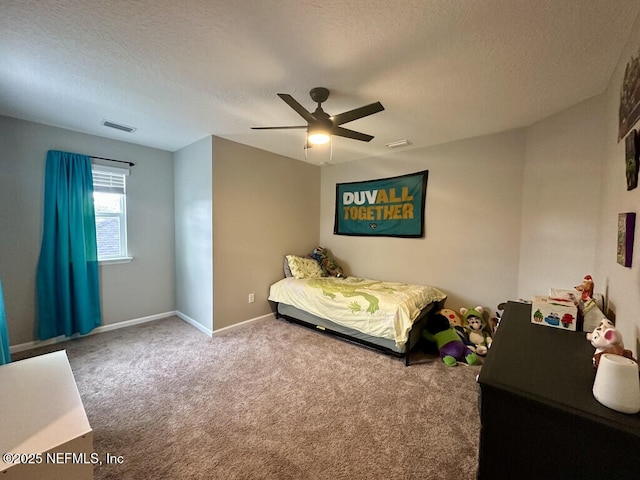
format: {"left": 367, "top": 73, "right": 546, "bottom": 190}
{"left": 101, "top": 120, "right": 136, "bottom": 133}
{"left": 385, "top": 139, "right": 412, "bottom": 148}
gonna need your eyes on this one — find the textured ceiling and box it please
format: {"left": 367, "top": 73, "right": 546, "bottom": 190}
{"left": 1, "top": 1, "right": 639, "bottom": 164}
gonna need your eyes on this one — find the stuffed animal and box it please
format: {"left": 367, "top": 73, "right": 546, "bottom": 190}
{"left": 586, "top": 318, "right": 636, "bottom": 369}
{"left": 438, "top": 308, "right": 474, "bottom": 348}
{"left": 491, "top": 302, "right": 506, "bottom": 332}
{"left": 423, "top": 313, "right": 478, "bottom": 367}
{"left": 575, "top": 275, "right": 594, "bottom": 302}
{"left": 461, "top": 306, "right": 493, "bottom": 356}
{"left": 312, "top": 247, "right": 345, "bottom": 278}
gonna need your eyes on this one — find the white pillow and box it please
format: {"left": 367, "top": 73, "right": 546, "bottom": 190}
{"left": 286, "top": 255, "right": 323, "bottom": 279}
{"left": 283, "top": 256, "right": 294, "bottom": 277}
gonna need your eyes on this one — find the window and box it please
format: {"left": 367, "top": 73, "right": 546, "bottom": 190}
{"left": 92, "top": 165, "right": 130, "bottom": 262}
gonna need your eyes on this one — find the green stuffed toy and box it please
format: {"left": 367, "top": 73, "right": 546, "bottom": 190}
{"left": 461, "top": 306, "right": 493, "bottom": 356}
{"left": 423, "top": 313, "right": 478, "bottom": 367}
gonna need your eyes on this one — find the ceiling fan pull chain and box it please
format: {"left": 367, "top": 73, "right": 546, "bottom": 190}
{"left": 329, "top": 136, "right": 333, "bottom": 165}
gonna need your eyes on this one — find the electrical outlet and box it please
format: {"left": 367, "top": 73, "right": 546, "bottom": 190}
{"left": 248, "top": 293, "right": 255, "bottom": 303}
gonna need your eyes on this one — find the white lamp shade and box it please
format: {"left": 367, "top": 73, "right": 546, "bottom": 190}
{"left": 592, "top": 353, "right": 640, "bottom": 414}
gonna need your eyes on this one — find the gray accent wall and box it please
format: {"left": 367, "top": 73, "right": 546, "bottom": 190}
{"left": 0, "top": 116, "right": 175, "bottom": 345}
{"left": 174, "top": 136, "right": 214, "bottom": 334}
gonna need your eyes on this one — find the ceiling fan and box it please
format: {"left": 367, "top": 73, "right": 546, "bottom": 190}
{"left": 251, "top": 87, "right": 384, "bottom": 146}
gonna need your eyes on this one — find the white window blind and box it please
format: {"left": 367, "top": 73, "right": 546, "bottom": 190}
{"left": 92, "top": 165, "right": 128, "bottom": 194}
{"left": 91, "top": 164, "right": 130, "bottom": 261}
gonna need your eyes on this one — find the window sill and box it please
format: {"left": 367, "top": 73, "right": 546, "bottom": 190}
{"left": 99, "top": 257, "right": 133, "bottom": 265}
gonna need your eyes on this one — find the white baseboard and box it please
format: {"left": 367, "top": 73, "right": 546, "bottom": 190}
{"left": 173, "top": 311, "right": 273, "bottom": 336}
{"left": 10, "top": 311, "right": 177, "bottom": 354}
{"left": 174, "top": 311, "right": 214, "bottom": 337}
{"left": 94, "top": 311, "right": 177, "bottom": 334}
{"left": 10, "top": 311, "right": 276, "bottom": 354}
{"left": 213, "top": 312, "right": 274, "bottom": 335}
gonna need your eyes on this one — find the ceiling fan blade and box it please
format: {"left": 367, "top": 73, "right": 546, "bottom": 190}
{"left": 277, "top": 93, "right": 317, "bottom": 123}
{"left": 332, "top": 126, "right": 374, "bottom": 142}
{"left": 331, "top": 101, "right": 384, "bottom": 126}
{"left": 251, "top": 125, "right": 307, "bottom": 130}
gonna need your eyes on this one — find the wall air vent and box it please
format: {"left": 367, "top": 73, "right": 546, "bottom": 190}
{"left": 101, "top": 120, "right": 136, "bottom": 133}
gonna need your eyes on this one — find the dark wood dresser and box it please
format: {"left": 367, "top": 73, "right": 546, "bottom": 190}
{"left": 477, "top": 301, "right": 640, "bottom": 479}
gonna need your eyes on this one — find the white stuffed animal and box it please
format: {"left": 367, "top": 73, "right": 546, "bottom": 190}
{"left": 586, "top": 318, "right": 634, "bottom": 369}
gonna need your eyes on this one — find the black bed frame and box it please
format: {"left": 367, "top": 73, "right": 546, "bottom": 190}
{"left": 274, "top": 303, "right": 438, "bottom": 366}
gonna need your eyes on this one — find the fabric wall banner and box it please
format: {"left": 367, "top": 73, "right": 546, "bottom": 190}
{"left": 334, "top": 170, "right": 428, "bottom": 237}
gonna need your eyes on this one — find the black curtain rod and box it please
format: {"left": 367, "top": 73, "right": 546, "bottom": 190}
{"left": 90, "top": 155, "right": 135, "bottom": 167}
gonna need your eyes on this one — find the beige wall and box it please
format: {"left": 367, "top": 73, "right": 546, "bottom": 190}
{"left": 596, "top": 13, "right": 640, "bottom": 357}
{"left": 519, "top": 94, "right": 606, "bottom": 299}
{"left": 212, "top": 137, "right": 320, "bottom": 330}
{"left": 5, "top": 17, "right": 640, "bottom": 357}
{"left": 318, "top": 25, "right": 640, "bottom": 357}
{"left": 320, "top": 129, "right": 526, "bottom": 313}
{"left": 515, "top": 13, "right": 640, "bottom": 357}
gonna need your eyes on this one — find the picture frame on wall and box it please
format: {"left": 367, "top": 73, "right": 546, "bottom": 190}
{"left": 617, "top": 212, "right": 636, "bottom": 268}
{"left": 625, "top": 129, "right": 639, "bottom": 190}
{"left": 618, "top": 49, "right": 640, "bottom": 141}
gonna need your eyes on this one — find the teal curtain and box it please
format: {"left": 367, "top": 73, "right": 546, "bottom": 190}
{"left": 36, "top": 150, "right": 102, "bottom": 340}
{"left": 0, "top": 276, "right": 10, "bottom": 364}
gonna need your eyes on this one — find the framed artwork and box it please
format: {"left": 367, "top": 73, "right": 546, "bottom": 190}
{"left": 625, "top": 130, "right": 639, "bottom": 190}
{"left": 617, "top": 212, "right": 636, "bottom": 267}
{"left": 618, "top": 49, "right": 640, "bottom": 141}
{"left": 334, "top": 170, "right": 428, "bottom": 237}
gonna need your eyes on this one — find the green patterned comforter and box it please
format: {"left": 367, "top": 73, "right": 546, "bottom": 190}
{"left": 268, "top": 276, "right": 447, "bottom": 347}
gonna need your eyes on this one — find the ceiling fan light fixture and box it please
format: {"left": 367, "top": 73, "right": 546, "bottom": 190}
{"left": 307, "top": 131, "right": 331, "bottom": 145}
{"left": 252, "top": 88, "right": 384, "bottom": 147}
{"left": 307, "top": 123, "right": 331, "bottom": 145}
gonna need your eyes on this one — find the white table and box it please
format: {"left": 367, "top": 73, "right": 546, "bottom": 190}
{"left": 0, "top": 350, "right": 93, "bottom": 479}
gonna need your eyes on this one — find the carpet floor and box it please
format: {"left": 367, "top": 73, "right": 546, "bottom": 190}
{"left": 13, "top": 315, "right": 482, "bottom": 479}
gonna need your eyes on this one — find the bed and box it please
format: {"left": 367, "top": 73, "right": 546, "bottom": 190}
{"left": 268, "top": 254, "right": 447, "bottom": 365}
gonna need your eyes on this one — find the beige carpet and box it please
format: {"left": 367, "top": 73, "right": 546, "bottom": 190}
{"left": 14, "top": 315, "right": 482, "bottom": 479}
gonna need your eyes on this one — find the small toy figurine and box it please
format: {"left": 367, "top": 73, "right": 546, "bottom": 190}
{"left": 575, "top": 275, "right": 594, "bottom": 302}
{"left": 586, "top": 318, "right": 636, "bottom": 369}
{"left": 461, "top": 306, "right": 493, "bottom": 356}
